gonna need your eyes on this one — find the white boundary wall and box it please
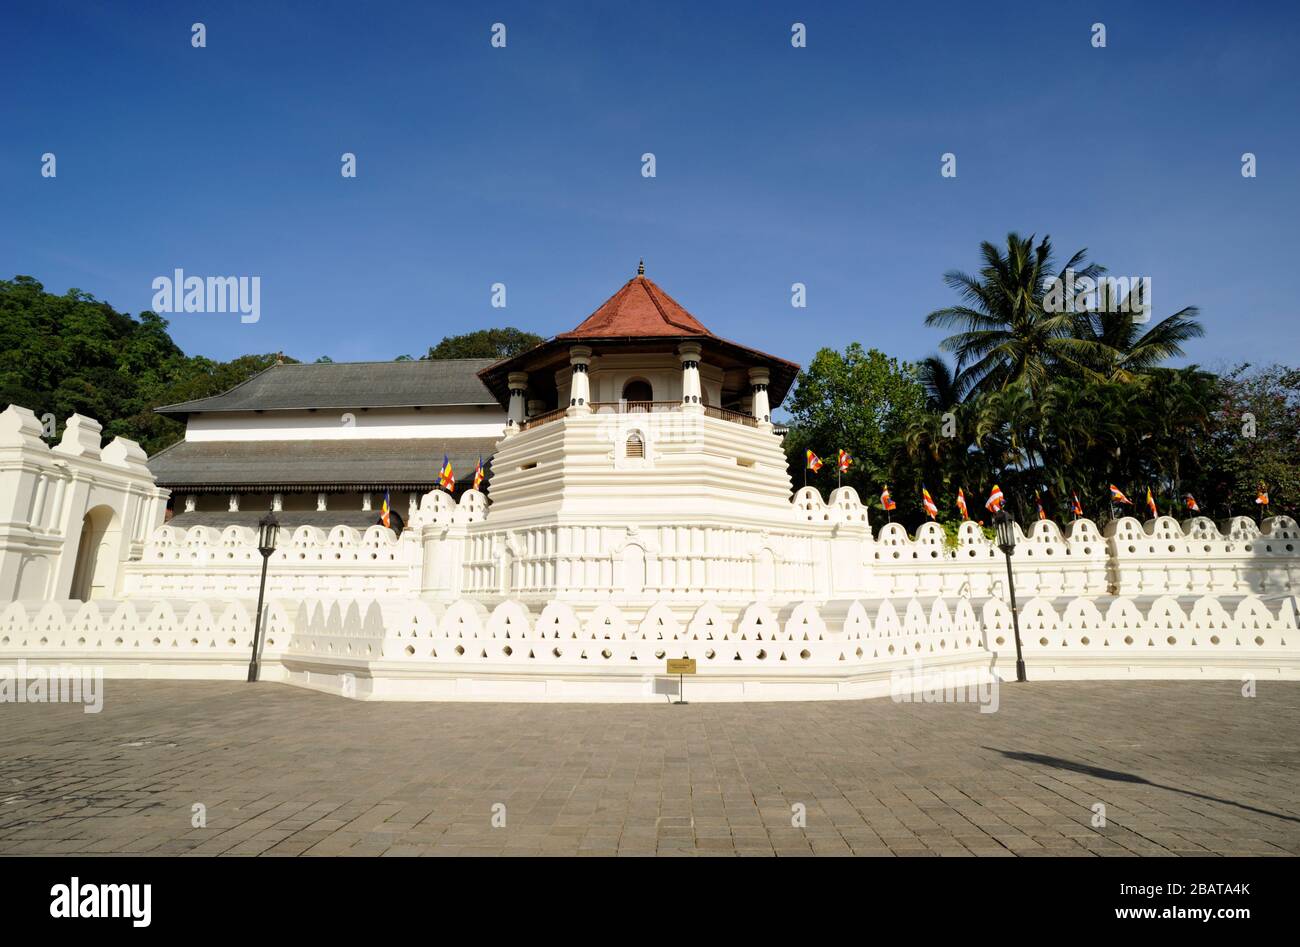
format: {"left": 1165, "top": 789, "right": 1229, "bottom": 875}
{"left": 2, "top": 591, "right": 1295, "bottom": 701}
{"left": 0, "top": 406, "right": 167, "bottom": 602}
{"left": 3, "top": 405, "right": 1299, "bottom": 701}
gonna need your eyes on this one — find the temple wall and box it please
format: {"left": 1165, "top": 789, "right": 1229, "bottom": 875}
{"left": 106, "top": 485, "right": 1300, "bottom": 614}
{"left": 4, "top": 406, "right": 1300, "bottom": 701}
{"left": 121, "top": 523, "right": 422, "bottom": 599}
{"left": 0, "top": 406, "right": 168, "bottom": 602}
{"left": 4, "top": 590, "right": 1296, "bottom": 701}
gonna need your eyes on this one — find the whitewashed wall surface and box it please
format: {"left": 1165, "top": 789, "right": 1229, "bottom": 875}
{"left": 2, "top": 406, "right": 1299, "bottom": 702}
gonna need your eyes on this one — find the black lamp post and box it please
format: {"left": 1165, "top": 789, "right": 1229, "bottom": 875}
{"left": 246, "top": 511, "right": 279, "bottom": 683}
{"left": 994, "top": 508, "right": 1027, "bottom": 682}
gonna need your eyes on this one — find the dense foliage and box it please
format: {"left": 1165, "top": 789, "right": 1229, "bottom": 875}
{"left": 0, "top": 276, "right": 288, "bottom": 455}
{"left": 0, "top": 275, "right": 540, "bottom": 455}
{"left": 785, "top": 234, "right": 1298, "bottom": 526}
{"left": 421, "top": 327, "right": 543, "bottom": 360}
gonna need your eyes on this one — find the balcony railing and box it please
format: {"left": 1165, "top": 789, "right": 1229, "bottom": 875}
{"left": 590, "top": 400, "right": 680, "bottom": 414}
{"left": 703, "top": 404, "right": 758, "bottom": 427}
{"left": 520, "top": 401, "right": 761, "bottom": 430}
{"left": 520, "top": 407, "right": 566, "bottom": 431}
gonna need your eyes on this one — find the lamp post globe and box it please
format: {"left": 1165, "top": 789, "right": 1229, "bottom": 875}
{"left": 247, "top": 511, "right": 279, "bottom": 682}
{"left": 994, "top": 508, "right": 1028, "bottom": 683}
{"left": 257, "top": 513, "right": 279, "bottom": 557}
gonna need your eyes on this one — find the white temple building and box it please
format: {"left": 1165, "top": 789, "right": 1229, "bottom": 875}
{"left": 149, "top": 358, "right": 504, "bottom": 527}
{"left": 2, "top": 267, "right": 1299, "bottom": 701}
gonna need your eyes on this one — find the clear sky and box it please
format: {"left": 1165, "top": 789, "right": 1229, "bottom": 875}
{"left": 3, "top": 0, "right": 1297, "bottom": 378}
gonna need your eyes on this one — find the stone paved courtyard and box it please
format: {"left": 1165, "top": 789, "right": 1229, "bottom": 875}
{"left": 1, "top": 680, "right": 1297, "bottom": 856}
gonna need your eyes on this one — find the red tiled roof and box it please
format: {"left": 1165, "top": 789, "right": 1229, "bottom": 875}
{"left": 557, "top": 275, "right": 713, "bottom": 339}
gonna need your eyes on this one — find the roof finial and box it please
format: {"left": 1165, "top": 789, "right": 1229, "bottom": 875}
{"left": 637, "top": 258, "right": 645, "bottom": 277}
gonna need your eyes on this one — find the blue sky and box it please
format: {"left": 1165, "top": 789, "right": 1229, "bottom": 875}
{"left": 3, "top": 0, "right": 1298, "bottom": 380}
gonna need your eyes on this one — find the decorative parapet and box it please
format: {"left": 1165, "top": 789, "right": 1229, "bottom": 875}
{"left": 281, "top": 594, "right": 988, "bottom": 685}
{"left": 123, "top": 521, "right": 419, "bottom": 599}
{"left": 798, "top": 486, "right": 1299, "bottom": 605}
{"left": 5, "top": 588, "right": 1298, "bottom": 700}
{"left": 0, "top": 597, "right": 294, "bottom": 679}
{"left": 984, "top": 592, "right": 1298, "bottom": 679}
{"left": 1105, "top": 514, "right": 1299, "bottom": 596}
{"left": 792, "top": 485, "right": 871, "bottom": 528}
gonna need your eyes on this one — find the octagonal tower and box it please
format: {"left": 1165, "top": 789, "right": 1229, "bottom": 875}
{"left": 449, "top": 266, "right": 839, "bottom": 609}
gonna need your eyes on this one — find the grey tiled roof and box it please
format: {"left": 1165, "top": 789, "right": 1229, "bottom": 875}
{"left": 155, "top": 359, "right": 500, "bottom": 415}
{"left": 148, "top": 437, "right": 499, "bottom": 490}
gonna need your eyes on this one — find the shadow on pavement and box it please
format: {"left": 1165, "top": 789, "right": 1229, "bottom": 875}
{"left": 985, "top": 747, "right": 1300, "bottom": 824}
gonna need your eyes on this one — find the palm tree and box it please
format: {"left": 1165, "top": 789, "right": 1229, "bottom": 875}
{"left": 924, "top": 233, "right": 1104, "bottom": 397}
{"left": 1137, "top": 367, "right": 1215, "bottom": 500}
{"left": 916, "top": 355, "right": 967, "bottom": 410}
{"left": 1066, "top": 288, "right": 1205, "bottom": 383}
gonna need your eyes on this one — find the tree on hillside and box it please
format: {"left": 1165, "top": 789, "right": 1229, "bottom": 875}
{"left": 0, "top": 276, "right": 289, "bottom": 455}
{"left": 423, "top": 327, "right": 543, "bottom": 360}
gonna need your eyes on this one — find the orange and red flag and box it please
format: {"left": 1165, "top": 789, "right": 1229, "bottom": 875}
{"left": 985, "top": 484, "right": 1005, "bottom": 513}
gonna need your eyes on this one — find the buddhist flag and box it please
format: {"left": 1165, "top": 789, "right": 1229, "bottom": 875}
{"left": 380, "top": 490, "right": 391, "bottom": 529}
{"left": 956, "top": 488, "right": 969, "bottom": 520}
{"left": 837, "top": 449, "right": 852, "bottom": 473}
{"left": 1109, "top": 484, "right": 1132, "bottom": 505}
{"left": 1184, "top": 494, "right": 1200, "bottom": 512}
{"left": 921, "top": 486, "right": 938, "bottom": 519}
{"left": 881, "top": 485, "right": 896, "bottom": 511}
{"left": 1035, "top": 492, "right": 1047, "bottom": 520}
{"left": 473, "top": 456, "right": 485, "bottom": 491}
{"left": 1145, "top": 487, "right": 1158, "bottom": 518}
{"left": 806, "top": 449, "right": 823, "bottom": 473}
{"left": 1071, "top": 492, "right": 1084, "bottom": 517}
{"left": 1256, "top": 486, "right": 1270, "bottom": 506}
{"left": 985, "top": 484, "right": 1004, "bottom": 513}
{"left": 439, "top": 454, "right": 456, "bottom": 492}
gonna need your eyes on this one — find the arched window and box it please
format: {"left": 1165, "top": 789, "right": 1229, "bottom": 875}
{"left": 622, "top": 379, "right": 653, "bottom": 406}
{"left": 625, "top": 432, "right": 644, "bottom": 459}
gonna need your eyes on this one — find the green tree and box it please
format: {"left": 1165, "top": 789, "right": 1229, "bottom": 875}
{"left": 423, "top": 327, "right": 543, "bottom": 360}
{"left": 924, "top": 233, "right": 1101, "bottom": 397}
{"left": 0, "top": 276, "right": 290, "bottom": 454}
{"left": 784, "top": 344, "right": 927, "bottom": 513}
{"left": 1065, "top": 283, "right": 1204, "bottom": 384}
{"left": 1202, "top": 365, "right": 1300, "bottom": 518}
